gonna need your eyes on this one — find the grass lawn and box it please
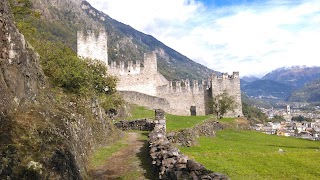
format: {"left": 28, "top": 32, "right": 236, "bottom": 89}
{"left": 166, "top": 114, "right": 211, "bottom": 132}
{"left": 180, "top": 129, "right": 320, "bottom": 180}
{"left": 121, "top": 106, "right": 155, "bottom": 121}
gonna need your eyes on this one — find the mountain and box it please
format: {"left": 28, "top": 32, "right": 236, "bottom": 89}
{"left": 287, "top": 78, "right": 320, "bottom": 103}
{"left": 261, "top": 66, "right": 320, "bottom": 89}
{"left": 241, "top": 80, "right": 293, "bottom": 100}
{"left": 242, "top": 76, "right": 260, "bottom": 82}
{"left": 29, "top": 0, "right": 214, "bottom": 80}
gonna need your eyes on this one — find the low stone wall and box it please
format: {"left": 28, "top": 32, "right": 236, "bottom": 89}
{"left": 167, "top": 120, "right": 226, "bottom": 147}
{"left": 149, "top": 126, "right": 229, "bottom": 180}
{"left": 114, "top": 119, "right": 155, "bottom": 131}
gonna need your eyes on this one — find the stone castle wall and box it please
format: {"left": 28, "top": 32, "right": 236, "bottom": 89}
{"left": 211, "top": 72, "right": 243, "bottom": 117}
{"left": 115, "top": 52, "right": 168, "bottom": 96}
{"left": 119, "top": 91, "right": 170, "bottom": 111}
{"left": 77, "top": 30, "right": 108, "bottom": 65}
{"left": 156, "top": 80, "right": 210, "bottom": 116}
{"left": 77, "top": 30, "right": 243, "bottom": 117}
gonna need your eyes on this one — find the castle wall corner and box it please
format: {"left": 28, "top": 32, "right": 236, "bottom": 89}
{"left": 77, "top": 30, "right": 108, "bottom": 64}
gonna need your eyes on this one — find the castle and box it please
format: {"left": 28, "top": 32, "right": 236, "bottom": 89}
{"left": 77, "top": 30, "right": 243, "bottom": 117}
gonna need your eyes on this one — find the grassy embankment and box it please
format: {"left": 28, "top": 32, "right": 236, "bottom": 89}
{"left": 120, "top": 105, "right": 211, "bottom": 131}
{"left": 180, "top": 118, "right": 320, "bottom": 180}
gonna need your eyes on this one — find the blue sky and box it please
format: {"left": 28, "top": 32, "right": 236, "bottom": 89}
{"left": 86, "top": 0, "right": 320, "bottom": 77}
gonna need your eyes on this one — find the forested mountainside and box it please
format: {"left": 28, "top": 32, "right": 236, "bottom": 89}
{"left": 287, "top": 78, "right": 320, "bottom": 103}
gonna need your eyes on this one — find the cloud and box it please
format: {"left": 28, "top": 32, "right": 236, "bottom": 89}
{"left": 86, "top": 0, "right": 320, "bottom": 77}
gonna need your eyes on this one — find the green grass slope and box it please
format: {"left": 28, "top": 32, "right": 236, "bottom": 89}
{"left": 180, "top": 129, "right": 320, "bottom": 180}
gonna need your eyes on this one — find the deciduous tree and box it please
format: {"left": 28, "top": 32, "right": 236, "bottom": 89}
{"left": 210, "top": 91, "right": 238, "bottom": 119}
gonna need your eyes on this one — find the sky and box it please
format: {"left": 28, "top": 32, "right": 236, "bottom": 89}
{"left": 85, "top": 0, "right": 320, "bottom": 77}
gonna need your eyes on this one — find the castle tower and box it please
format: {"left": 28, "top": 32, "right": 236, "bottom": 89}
{"left": 77, "top": 30, "right": 108, "bottom": 65}
{"left": 143, "top": 52, "right": 157, "bottom": 75}
{"left": 211, "top": 72, "right": 243, "bottom": 117}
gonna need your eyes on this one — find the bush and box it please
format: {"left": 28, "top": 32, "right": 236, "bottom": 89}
{"left": 9, "top": 0, "right": 123, "bottom": 109}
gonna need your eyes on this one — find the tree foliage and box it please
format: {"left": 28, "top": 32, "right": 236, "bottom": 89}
{"left": 242, "top": 103, "right": 268, "bottom": 124}
{"left": 291, "top": 115, "right": 312, "bottom": 122}
{"left": 210, "top": 91, "right": 238, "bottom": 119}
{"left": 9, "top": 0, "right": 123, "bottom": 109}
{"left": 272, "top": 115, "right": 285, "bottom": 122}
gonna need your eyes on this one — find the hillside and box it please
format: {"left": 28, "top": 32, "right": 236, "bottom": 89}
{"left": 241, "top": 79, "right": 293, "bottom": 100}
{"left": 287, "top": 78, "right": 320, "bottom": 103}
{"left": 241, "top": 66, "right": 320, "bottom": 104}
{"left": 29, "top": 0, "right": 214, "bottom": 80}
{"left": 241, "top": 76, "right": 260, "bottom": 82}
{"left": 1, "top": 0, "right": 122, "bottom": 178}
{"left": 262, "top": 66, "right": 320, "bottom": 89}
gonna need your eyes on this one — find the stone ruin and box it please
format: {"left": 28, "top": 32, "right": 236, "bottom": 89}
{"left": 77, "top": 30, "right": 243, "bottom": 117}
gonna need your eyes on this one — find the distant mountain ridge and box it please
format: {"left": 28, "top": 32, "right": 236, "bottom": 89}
{"left": 241, "top": 79, "right": 292, "bottom": 100}
{"left": 242, "top": 76, "right": 260, "bottom": 82}
{"left": 241, "top": 66, "right": 320, "bottom": 103}
{"left": 261, "top": 66, "right": 320, "bottom": 89}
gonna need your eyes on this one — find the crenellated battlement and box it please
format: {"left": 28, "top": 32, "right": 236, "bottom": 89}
{"left": 107, "top": 52, "right": 157, "bottom": 76}
{"left": 158, "top": 79, "right": 212, "bottom": 94}
{"left": 212, "top": 72, "right": 239, "bottom": 79}
{"left": 108, "top": 60, "right": 141, "bottom": 75}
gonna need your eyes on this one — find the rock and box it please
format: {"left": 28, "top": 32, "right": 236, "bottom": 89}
{"left": 178, "top": 155, "right": 188, "bottom": 164}
{"left": 187, "top": 160, "right": 204, "bottom": 171}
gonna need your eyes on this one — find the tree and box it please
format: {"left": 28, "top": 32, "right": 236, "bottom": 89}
{"left": 210, "top": 91, "right": 238, "bottom": 119}
{"left": 272, "top": 115, "right": 285, "bottom": 122}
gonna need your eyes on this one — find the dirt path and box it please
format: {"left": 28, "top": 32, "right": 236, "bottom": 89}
{"left": 89, "top": 132, "right": 155, "bottom": 180}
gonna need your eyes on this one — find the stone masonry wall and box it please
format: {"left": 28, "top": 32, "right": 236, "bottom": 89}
{"left": 149, "top": 128, "right": 229, "bottom": 180}
{"left": 114, "top": 119, "right": 155, "bottom": 131}
{"left": 119, "top": 91, "right": 170, "bottom": 112}
{"left": 77, "top": 30, "right": 108, "bottom": 65}
{"left": 211, "top": 72, "right": 243, "bottom": 117}
{"left": 149, "top": 110, "right": 229, "bottom": 180}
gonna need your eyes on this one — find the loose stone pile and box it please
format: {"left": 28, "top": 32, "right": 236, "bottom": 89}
{"left": 149, "top": 124, "right": 229, "bottom": 180}
{"left": 114, "top": 119, "right": 155, "bottom": 131}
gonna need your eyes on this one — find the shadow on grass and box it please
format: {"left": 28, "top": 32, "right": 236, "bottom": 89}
{"left": 137, "top": 132, "right": 158, "bottom": 180}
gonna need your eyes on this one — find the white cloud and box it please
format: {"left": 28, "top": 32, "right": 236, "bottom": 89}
{"left": 86, "top": 0, "right": 320, "bottom": 77}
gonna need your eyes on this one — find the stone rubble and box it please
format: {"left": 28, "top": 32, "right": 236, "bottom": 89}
{"left": 148, "top": 125, "right": 229, "bottom": 180}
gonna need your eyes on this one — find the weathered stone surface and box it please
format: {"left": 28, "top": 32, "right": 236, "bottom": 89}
{"left": 148, "top": 113, "right": 229, "bottom": 180}
{"left": 0, "top": 0, "right": 45, "bottom": 111}
{"left": 114, "top": 119, "right": 155, "bottom": 131}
